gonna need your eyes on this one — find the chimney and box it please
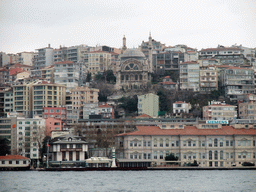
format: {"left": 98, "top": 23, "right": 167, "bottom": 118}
{"left": 48, "top": 44, "right": 50, "bottom": 48}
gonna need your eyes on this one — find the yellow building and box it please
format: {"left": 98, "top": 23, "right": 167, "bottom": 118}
{"left": 13, "top": 80, "right": 66, "bottom": 117}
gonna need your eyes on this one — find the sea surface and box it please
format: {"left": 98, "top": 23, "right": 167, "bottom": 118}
{"left": 0, "top": 170, "right": 256, "bottom": 192}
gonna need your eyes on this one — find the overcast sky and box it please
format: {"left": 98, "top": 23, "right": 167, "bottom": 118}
{"left": 1, "top": 0, "right": 256, "bottom": 53}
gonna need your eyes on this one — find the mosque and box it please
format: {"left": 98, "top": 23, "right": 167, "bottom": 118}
{"left": 115, "top": 35, "right": 153, "bottom": 90}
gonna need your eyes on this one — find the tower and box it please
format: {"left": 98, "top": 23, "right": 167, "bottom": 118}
{"left": 122, "top": 35, "right": 127, "bottom": 54}
{"left": 148, "top": 32, "right": 153, "bottom": 73}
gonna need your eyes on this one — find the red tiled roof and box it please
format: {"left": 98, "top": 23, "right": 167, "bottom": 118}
{"left": 163, "top": 76, "right": 170, "bottom": 79}
{"left": 136, "top": 114, "right": 153, "bottom": 118}
{"left": 98, "top": 103, "right": 112, "bottom": 108}
{"left": 174, "top": 101, "right": 188, "bottom": 104}
{"left": 0, "top": 155, "right": 30, "bottom": 160}
{"left": 160, "top": 81, "right": 176, "bottom": 85}
{"left": 9, "top": 68, "right": 25, "bottom": 76}
{"left": 89, "top": 51, "right": 109, "bottom": 53}
{"left": 117, "top": 125, "right": 256, "bottom": 136}
{"left": 54, "top": 61, "right": 73, "bottom": 64}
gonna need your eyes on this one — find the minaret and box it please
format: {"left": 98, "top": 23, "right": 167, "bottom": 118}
{"left": 148, "top": 32, "right": 153, "bottom": 73}
{"left": 122, "top": 35, "right": 127, "bottom": 54}
{"left": 111, "top": 146, "right": 117, "bottom": 167}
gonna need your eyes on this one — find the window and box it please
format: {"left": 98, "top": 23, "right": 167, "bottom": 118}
{"left": 183, "top": 141, "right": 186, "bottom": 147}
{"left": 148, "top": 153, "right": 151, "bottom": 159}
{"left": 2, "top": 161, "right": 5, "bottom": 164}
{"left": 143, "top": 141, "right": 146, "bottom": 147}
{"left": 220, "top": 151, "right": 223, "bottom": 160}
{"left": 188, "top": 140, "right": 191, "bottom": 147}
{"left": 160, "top": 139, "right": 163, "bottom": 147}
{"left": 160, "top": 151, "right": 163, "bottom": 159}
{"left": 226, "top": 140, "right": 229, "bottom": 147}
{"left": 176, "top": 141, "right": 179, "bottom": 147}
{"left": 154, "top": 151, "right": 157, "bottom": 159}
{"left": 209, "top": 151, "right": 212, "bottom": 160}
{"left": 214, "top": 139, "right": 218, "bottom": 147}
{"left": 148, "top": 141, "right": 151, "bottom": 147}
{"left": 208, "top": 139, "right": 212, "bottom": 147}
{"left": 220, "top": 139, "right": 223, "bottom": 147}
{"left": 214, "top": 151, "right": 218, "bottom": 160}
{"left": 9, "top": 161, "right": 12, "bottom": 164}
{"left": 130, "top": 141, "right": 133, "bottom": 147}
{"left": 154, "top": 139, "right": 157, "bottom": 147}
{"left": 166, "top": 139, "right": 169, "bottom": 147}
{"left": 215, "top": 162, "right": 218, "bottom": 167}
{"left": 144, "top": 153, "right": 147, "bottom": 159}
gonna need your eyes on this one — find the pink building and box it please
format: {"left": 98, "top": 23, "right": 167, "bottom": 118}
{"left": 45, "top": 117, "right": 62, "bottom": 136}
{"left": 43, "top": 107, "right": 67, "bottom": 132}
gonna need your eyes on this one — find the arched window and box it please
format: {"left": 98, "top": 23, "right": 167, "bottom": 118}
{"left": 214, "top": 138, "right": 218, "bottom": 147}
{"left": 209, "top": 151, "right": 212, "bottom": 160}
{"left": 139, "top": 75, "right": 142, "bottom": 80}
{"left": 208, "top": 139, "right": 212, "bottom": 147}
{"left": 126, "top": 75, "right": 129, "bottom": 80}
{"left": 214, "top": 150, "right": 218, "bottom": 160}
{"left": 165, "top": 139, "right": 169, "bottom": 147}
{"left": 121, "top": 75, "right": 124, "bottom": 80}
{"left": 220, "top": 151, "right": 223, "bottom": 160}
{"left": 160, "top": 139, "right": 163, "bottom": 147}
{"left": 135, "top": 75, "right": 138, "bottom": 80}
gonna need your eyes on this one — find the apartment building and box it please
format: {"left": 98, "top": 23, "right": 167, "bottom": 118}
{"left": 17, "top": 52, "right": 34, "bottom": 66}
{"left": 203, "top": 101, "right": 237, "bottom": 120}
{"left": 239, "top": 102, "right": 256, "bottom": 120}
{"left": 34, "top": 45, "right": 54, "bottom": 70}
{"left": 0, "top": 117, "right": 18, "bottom": 155}
{"left": 54, "top": 61, "right": 79, "bottom": 90}
{"left": 0, "top": 68, "right": 10, "bottom": 85}
{"left": 156, "top": 51, "right": 184, "bottom": 74}
{"left": 43, "top": 106, "right": 67, "bottom": 134}
{"left": 41, "top": 65, "right": 54, "bottom": 82}
{"left": 68, "top": 86, "right": 99, "bottom": 124}
{"left": 198, "top": 58, "right": 219, "bottom": 67}
{"left": 53, "top": 46, "right": 68, "bottom": 63}
{"left": 220, "top": 67, "right": 255, "bottom": 101}
{"left": 16, "top": 117, "right": 45, "bottom": 165}
{"left": 199, "top": 46, "right": 243, "bottom": 59}
{"left": 140, "top": 37, "right": 165, "bottom": 59}
{"left": 13, "top": 80, "right": 66, "bottom": 117}
{"left": 115, "top": 124, "right": 256, "bottom": 167}
{"left": 138, "top": 93, "right": 159, "bottom": 118}
{"left": 85, "top": 51, "right": 111, "bottom": 76}
{"left": 3, "top": 88, "right": 13, "bottom": 117}
{"left": 199, "top": 66, "right": 218, "bottom": 94}
{"left": 179, "top": 61, "right": 200, "bottom": 91}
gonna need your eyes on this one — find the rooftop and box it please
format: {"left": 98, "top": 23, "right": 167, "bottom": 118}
{"left": 117, "top": 125, "right": 256, "bottom": 137}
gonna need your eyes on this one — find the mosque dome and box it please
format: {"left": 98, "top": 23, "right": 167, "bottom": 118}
{"left": 121, "top": 48, "right": 145, "bottom": 58}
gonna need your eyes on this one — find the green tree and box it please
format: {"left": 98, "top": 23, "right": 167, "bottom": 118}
{"left": 0, "top": 138, "right": 10, "bottom": 156}
{"left": 165, "top": 153, "right": 179, "bottom": 165}
{"left": 95, "top": 72, "right": 104, "bottom": 82}
{"left": 119, "top": 95, "right": 138, "bottom": 115}
{"left": 106, "top": 70, "right": 116, "bottom": 83}
{"left": 86, "top": 72, "right": 92, "bottom": 82}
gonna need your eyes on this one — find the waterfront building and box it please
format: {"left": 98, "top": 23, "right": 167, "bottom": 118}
{"left": 203, "top": 101, "right": 237, "bottom": 120}
{"left": 16, "top": 117, "right": 45, "bottom": 166}
{"left": 0, "top": 117, "right": 17, "bottom": 155}
{"left": 49, "top": 134, "right": 88, "bottom": 167}
{"left": 115, "top": 124, "right": 256, "bottom": 168}
{"left": 0, "top": 155, "right": 30, "bottom": 170}
{"left": 138, "top": 93, "right": 159, "bottom": 118}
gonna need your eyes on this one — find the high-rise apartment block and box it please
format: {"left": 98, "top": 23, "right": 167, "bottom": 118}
{"left": 138, "top": 93, "right": 159, "bottom": 118}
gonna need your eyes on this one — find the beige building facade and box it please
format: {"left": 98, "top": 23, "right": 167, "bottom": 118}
{"left": 116, "top": 125, "right": 256, "bottom": 168}
{"left": 138, "top": 93, "right": 159, "bottom": 118}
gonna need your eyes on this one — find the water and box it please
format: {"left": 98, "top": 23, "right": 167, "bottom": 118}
{"left": 0, "top": 170, "right": 256, "bottom": 192}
